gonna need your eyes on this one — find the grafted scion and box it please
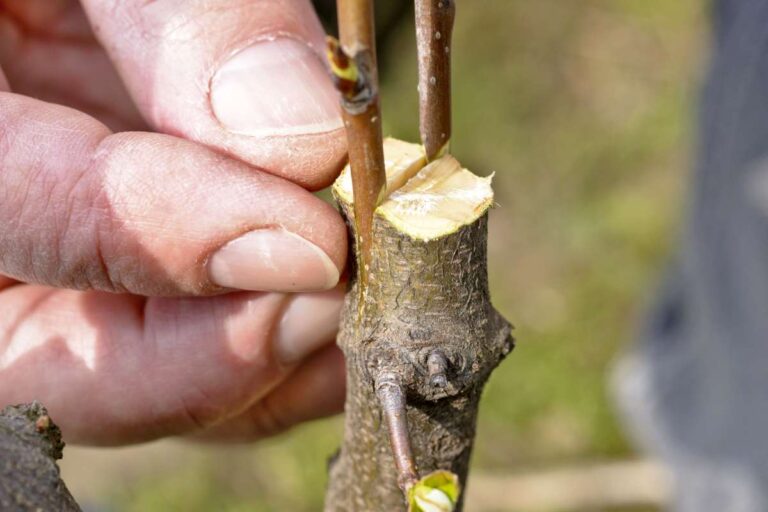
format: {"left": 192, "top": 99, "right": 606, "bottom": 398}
{"left": 415, "top": 0, "right": 456, "bottom": 160}
{"left": 328, "top": 0, "right": 387, "bottom": 294}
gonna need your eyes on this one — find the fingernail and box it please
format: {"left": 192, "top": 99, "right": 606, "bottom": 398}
{"left": 211, "top": 38, "right": 343, "bottom": 137}
{"left": 209, "top": 228, "right": 340, "bottom": 292}
{"left": 274, "top": 288, "right": 344, "bottom": 364}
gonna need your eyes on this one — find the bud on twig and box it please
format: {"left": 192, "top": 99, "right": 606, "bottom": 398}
{"left": 407, "top": 470, "right": 460, "bottom": 512}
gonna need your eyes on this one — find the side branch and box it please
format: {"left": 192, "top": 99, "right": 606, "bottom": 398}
{"left": 415, "top": 0, "right": 455, "bottom": 161}
{"left": 376, "top": 373, "right": 419, "bottom": 492}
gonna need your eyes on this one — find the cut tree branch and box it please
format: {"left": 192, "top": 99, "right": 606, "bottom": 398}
{"left": 329, "top": 0, "right": 386, "bottom": 291}
{"left": 326, "top": 141, "right": 513, "bottom": 511}
{"left": 325, "top": 2, "right": 513, "bottom": 511}
{"left": 415, "top": 0, "right": 455, "bottom": 161}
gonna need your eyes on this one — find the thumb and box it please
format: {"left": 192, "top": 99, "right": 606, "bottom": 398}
{"left": 0, "top": 93, "right": 346, "bottom": 296}
{"left": 80, "top": 0, "right": 346, "bottom": 190}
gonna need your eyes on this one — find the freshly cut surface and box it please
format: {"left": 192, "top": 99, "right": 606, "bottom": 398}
{"left": 334, "top": 138, "right": 494, "bottom": 241}
{"left": 334, "top": 138, "right": 426, "bottom": 204}
{"left": 378, "top": 154, "right": 494, "bottom": 241}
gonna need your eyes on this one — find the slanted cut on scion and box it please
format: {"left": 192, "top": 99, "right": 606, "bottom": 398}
{"left": 325, "top": 2, "right": 513, "bottom": 510}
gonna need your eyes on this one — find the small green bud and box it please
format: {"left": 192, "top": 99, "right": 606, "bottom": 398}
{"left": 407, "top": 470, "right": 460, "bottom": 512}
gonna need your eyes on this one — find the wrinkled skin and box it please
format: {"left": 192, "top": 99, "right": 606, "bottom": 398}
{"left": 0, "top": 0, "right": 351, "bottom": 445}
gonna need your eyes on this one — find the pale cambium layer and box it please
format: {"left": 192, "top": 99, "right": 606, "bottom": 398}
{"left": 333, "top": 138, "right": 494, "bottom": 241}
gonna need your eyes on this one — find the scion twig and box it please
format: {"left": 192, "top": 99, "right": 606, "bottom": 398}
{"left": 328, "top": 0, "right": 386, "bottom": 292}
{"left": 415, "top": 0, "right": 455, "bottom": 161}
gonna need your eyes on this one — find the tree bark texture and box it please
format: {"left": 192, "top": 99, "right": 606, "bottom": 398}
{"left": 0, "top": 402, "right": 81, "bottom": 511}
{"left": 325, "top": 197, "right": 513, "bottom": 510}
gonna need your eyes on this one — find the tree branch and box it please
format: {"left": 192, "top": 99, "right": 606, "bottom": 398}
{"left": 376, "top": 372, "right": 419, "bottom": 492}
{"left": 415, "top": 0, "right": 455, "bottom": 161}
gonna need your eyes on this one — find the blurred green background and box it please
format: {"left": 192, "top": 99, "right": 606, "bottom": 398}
{"left": 61, "top": 0, "right": 706, "bottom": 510}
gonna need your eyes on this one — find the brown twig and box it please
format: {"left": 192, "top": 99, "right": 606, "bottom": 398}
{"left": 415, "top": 0, "right": 455, "bottom": 161}
{"left": 329, "top": 0, "right": 386, "bottom": 291}
{"left": 376, "top": 372, "right": 419, "bottom": 492}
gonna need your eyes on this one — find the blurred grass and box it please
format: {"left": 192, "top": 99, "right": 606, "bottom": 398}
{"left": 104, "top": 0, "right": 704, "bottom": 509}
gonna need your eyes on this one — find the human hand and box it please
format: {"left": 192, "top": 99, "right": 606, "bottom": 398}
{"left": 0, "top": 0, "right": 349, "bottom": 445}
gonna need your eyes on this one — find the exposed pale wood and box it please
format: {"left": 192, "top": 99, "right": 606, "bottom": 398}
{"left": 334, "top": 138, "right": 494, "bottom": 241}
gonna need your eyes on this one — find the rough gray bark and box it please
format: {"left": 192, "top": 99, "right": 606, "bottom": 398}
{"left": 325, "top": 201, "right": 513, "bottom": 511}
{"left": 0, "top": 402, "right": 81, "bottom": 512}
